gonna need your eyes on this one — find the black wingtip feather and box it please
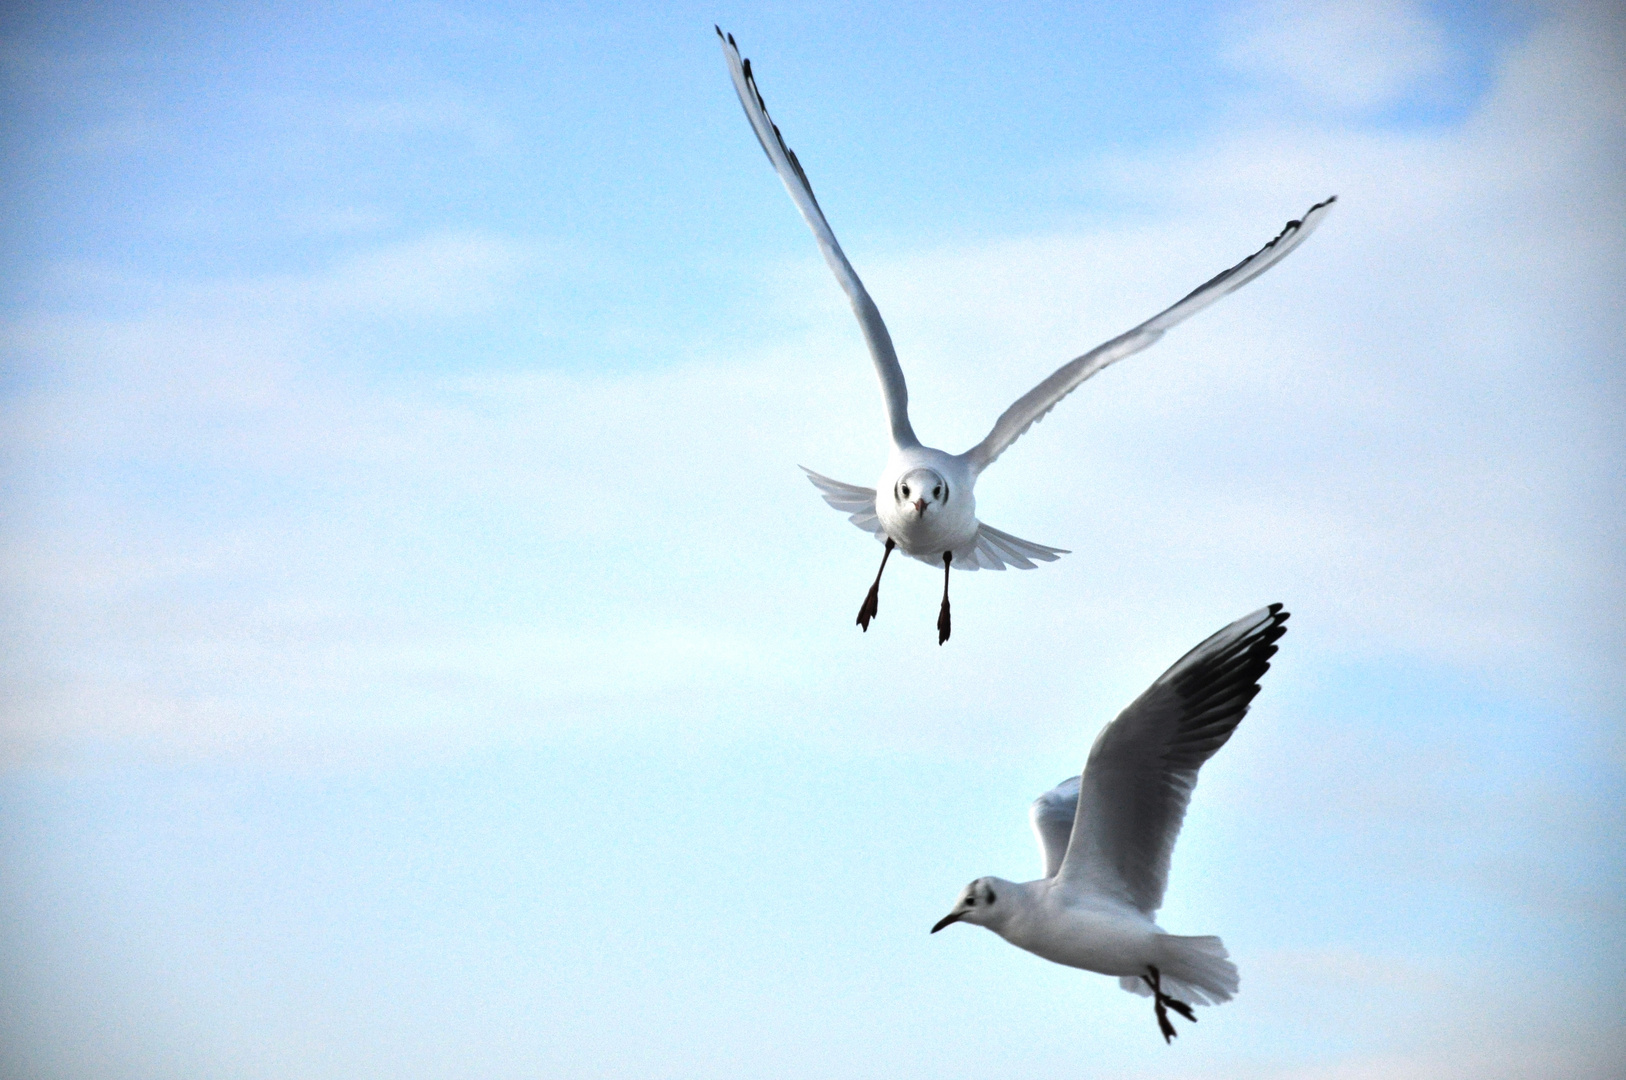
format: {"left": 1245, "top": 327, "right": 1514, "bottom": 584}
{"left": 1170, "top": 194, "right": 1335, "bottom": 311}
{"left": 1162, "top": 605, "right": 1290, "bottom": 756}
{"left": 724, "top": 38, "right": 824, "bottom": 211}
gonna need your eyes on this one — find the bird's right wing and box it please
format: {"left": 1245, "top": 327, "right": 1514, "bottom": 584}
{"left": 1054, "top": 605, "right": 1290, "bottom": 916}
{"left": 962, "top": 198, "right": 1336, "bottom": 473}
{"left": 801, "top": 467, "right": 885, "bottom": 538}
{"left": 718, "top": 29, "right": 919, "bottom": 450}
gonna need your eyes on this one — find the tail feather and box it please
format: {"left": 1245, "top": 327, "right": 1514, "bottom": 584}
{"left": 951, "top": 523, "right": 1070, "bottom": 573}
{"left": 1118, "top": 935, "right": 1238, "bottom": 1007}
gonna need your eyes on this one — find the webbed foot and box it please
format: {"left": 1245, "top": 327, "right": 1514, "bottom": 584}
{"left": 1145, "top": 965, "right": 1196, "bottom": 1044}
{"left": 857, "top": 538, "right": 896, "bottom": 633}
{"left": 857, "top": 584, "right": 880, "bottom": 630}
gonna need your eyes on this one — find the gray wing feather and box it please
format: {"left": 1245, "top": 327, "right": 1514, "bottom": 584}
{"left": 801, "top": 467, "right": 885, "bottom": 537}
{"left": 718, "top": 29, "right": 919, "bottom": 450}
{"left": 1030, "top": 774, "right": 1081, "bottom": 878}
{"left": 1055, "top": 604, "right": 1290, "bottom": 915}
{"left": 963, "top": 198, "right": 1336, "bottom": 472}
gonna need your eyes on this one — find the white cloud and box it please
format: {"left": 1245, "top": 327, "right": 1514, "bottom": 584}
{"left": 331, "top": 90, "right": 513, "bottom": 150}
{"left": 1221, "top": 0, "right": 1451, "bottom": 112}
{"left": 2, "top": 4, "right": 1621, "bottom": 767}
{"left": 169, "top": 229, "right": 539, "bottom": 320}
{"left": 1, "top": 9, "right": 1622, "bottom": 1079}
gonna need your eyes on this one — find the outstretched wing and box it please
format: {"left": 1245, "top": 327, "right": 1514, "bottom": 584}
{"left": 801, "top": 467, "right": 885, "bottom": 537}
{"left": 1030, "top": 774, "right": 1081, "bottom": 878}
{"left": 1055, "top": 604, "right": 1290, "bottom": 915}
{"left": 718, "top": 29, "right": 919, "bottom": 451}
{"left": 963, "top": 198, "right": 1336, "bottom": 472}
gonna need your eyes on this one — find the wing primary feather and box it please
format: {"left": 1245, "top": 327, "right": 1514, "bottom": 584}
{"left": 962, "top": 200, "right": 1335, "bottom": 473}
{"left": 1148, "top": 198, "right": 1337, "bottom": 329}
{"left": 1053, "top": 605, "right": 1290, "bottom": 915}
{"left": 718, "top": 29, "right": 920, "bottom": 450}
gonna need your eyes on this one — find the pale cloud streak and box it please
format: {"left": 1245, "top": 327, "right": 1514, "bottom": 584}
{"left": 0, "top": 7, "right": 1621, "bottom": 1078}
{"left": 4, "top": 4, "right": 1622, "bottom": 766}
{"left": 1221, "top": 0, "right": 1452, "bottom": 113}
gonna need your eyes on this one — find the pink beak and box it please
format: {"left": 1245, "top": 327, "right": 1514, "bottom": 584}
{"left": 914, "top": 498, "right": 927, "bottom": 514}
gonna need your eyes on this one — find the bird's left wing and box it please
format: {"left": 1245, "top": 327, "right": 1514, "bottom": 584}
{"left": 718, "top": 29, "right": 919, "bottom": 450}
{"left": 957, "top": 523, "right": 1069, "bottom": 571}
{"left": 1030, "top": 774, "right": 1081, "bottom": 878}
{"left": 962, "top": 198, "right": 1335, "bottom": 473}
{"left": 1055, "top": 605, "right": 1289, "bottom": 915}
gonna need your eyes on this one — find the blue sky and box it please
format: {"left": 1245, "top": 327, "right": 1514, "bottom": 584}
{"left": 2, "top": 1, "right": 1622, "bottom": 1077}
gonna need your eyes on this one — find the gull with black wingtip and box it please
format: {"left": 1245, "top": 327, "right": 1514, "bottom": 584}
{"left": 931, "top": 605, "right": 1288, "bottom": 1042}
{"left": 718, "top": 29, "right": 1332, "bottom": 643}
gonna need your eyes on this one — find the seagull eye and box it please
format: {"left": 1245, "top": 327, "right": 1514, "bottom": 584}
{"left": 901, "top": 485, "right": 910, "bottom": 497}
{"left": 965, "top": 897, "right": 976, "bottom": 906}
{"left": 933, "top": 486, "right": 942, "bottom": 498}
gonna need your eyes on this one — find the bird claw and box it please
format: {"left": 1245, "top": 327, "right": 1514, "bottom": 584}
{"left": 1154, "top": 999, "right": 1178, "bottom": 1043}
{"left": 937, "top": 597, "right": 951, "bottom": 645}
{"left": 857, "top": 584, "right": 880, "bottom": 631}
{"left": 858, "top": 538, "right": 895, "bottom": 633}
{"left": 1144, "top": 966, "right": 1195, "bottom": 1043}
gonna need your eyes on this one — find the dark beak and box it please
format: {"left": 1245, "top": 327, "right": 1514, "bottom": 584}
{"left": 931, "top": 911, "right": 965, "bottom": 934}
{"left": 914, "top": 498, "right": 927, "bottom": 514}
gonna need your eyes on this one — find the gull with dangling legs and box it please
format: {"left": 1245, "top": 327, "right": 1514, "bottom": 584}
{"left": 930, "top": 605, "right": 1289, "bottom": 1042}
{"left": 718, "top": 29, "right": 1333, "bottom": 643}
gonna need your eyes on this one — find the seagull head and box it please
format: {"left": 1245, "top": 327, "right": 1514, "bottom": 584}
{"left": 894, "top": 468, "right": 949, "bottom": 519}
{"left": 931, "top": 877, "right": 1009, "bottom": 934}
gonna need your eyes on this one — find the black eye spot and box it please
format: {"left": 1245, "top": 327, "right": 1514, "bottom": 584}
{"left": 902, "top": 485, "right": 910, "bottom": 497}
{"left": 966, "top": 897, "right": 976, "bottom": 906}
{"left": 933, "top": 486, "right": 941, "bottom": 498}
{"left": 987, "top": 890, "right": 997, "bottom": 904}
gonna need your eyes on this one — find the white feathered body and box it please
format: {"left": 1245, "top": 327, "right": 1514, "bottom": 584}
{"left": 992, "top": 880, "right": 1160, "bottom": 974}
{"left": 985, "top": 879, "right": 1237, "bottom": 1004}
{"left": 874, "top": 447, "right": 979, "bottom": 564}
{"left": 802, "top": 460, "right": 1069, "bottom": 572}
